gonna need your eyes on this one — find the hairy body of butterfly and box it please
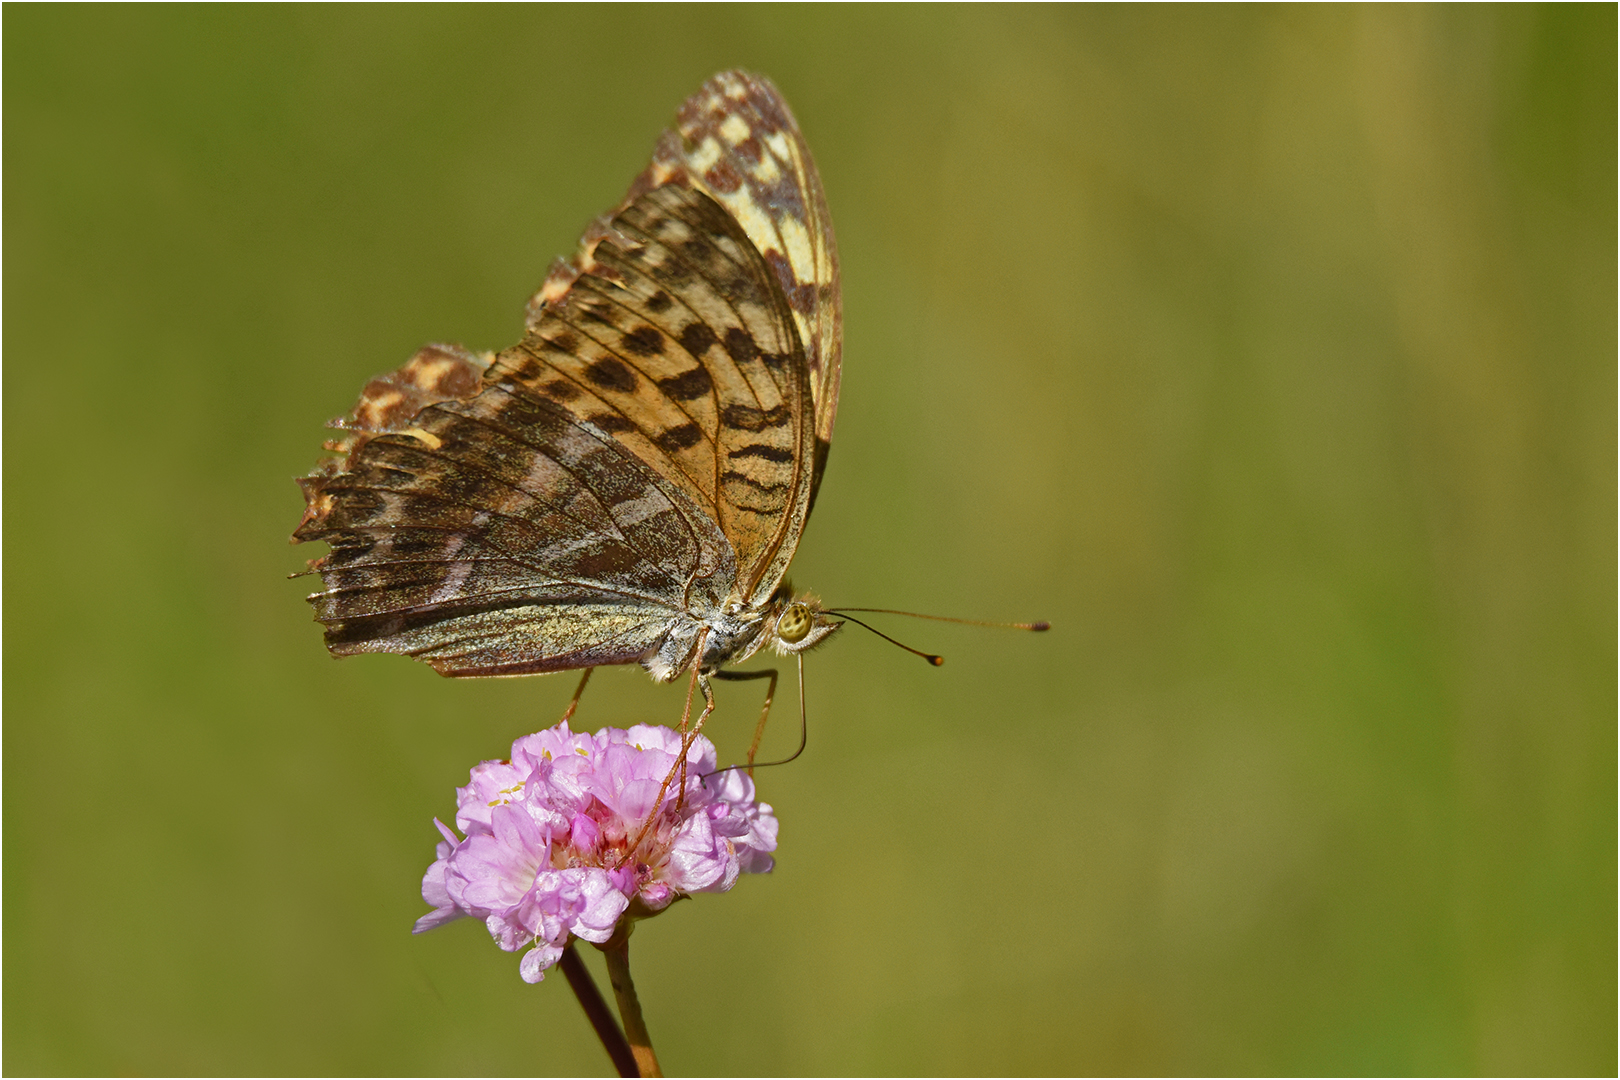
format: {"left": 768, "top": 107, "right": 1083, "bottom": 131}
{"left": 294, "top": 72, "right": 843, "bottom": 739}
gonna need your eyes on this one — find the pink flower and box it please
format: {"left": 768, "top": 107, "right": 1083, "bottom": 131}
{"left": 414, "top": 721, "right": 778, "bottom": 982}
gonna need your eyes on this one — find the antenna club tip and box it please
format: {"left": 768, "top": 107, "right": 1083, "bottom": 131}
{"left": 928, "top": 655, "right": 944, "bottom": 666}
{"left": 1030, "top": 621, "right": 1051, "bottom": 632}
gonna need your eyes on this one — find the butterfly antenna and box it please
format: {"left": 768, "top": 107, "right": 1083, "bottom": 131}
{"left": 824, "top": 611, "right": 946, "bottom": 666}
{"left": 827, "top": 607, "right": 1051, "bottom": 633}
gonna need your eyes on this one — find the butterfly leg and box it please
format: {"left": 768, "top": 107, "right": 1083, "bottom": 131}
{"left": 621, "top": 674, "right": 717, "bottom": 867}
{"left": 558, "top": 667, "right": 594, "bottom": 724}
{"left": 619, "top": 637, "right": 714, "bottom": 867}
{"left": 674, "top": 674, "right": 717, "bottom": 814}
{"left": 666, "top": 641, "right": 720, "bottom": 818}
{"left": 712, "top": 668, "right": 779, "bottom": 777}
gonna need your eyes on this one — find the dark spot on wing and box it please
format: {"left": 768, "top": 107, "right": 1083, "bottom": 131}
{"left": 621, "top": 326, "right": 664, "bottom": 356}
{"left": 704, "top": 162, "right": 742, "bottom": 194}
{"left": 723, "top": 273, "right": 765, "bottom": 303}
{"left": 572, "top": 543, "right": 642, "bottom": 579}
{"left": 722, "top": 470, "right": 790, "bottom": 494}
{"left": 585, "top": 357, "right": 637, "bottom": 393}
{"left": 679, "top": 321, "right": 718, "bottom": 357}
{"left": 728, "top": 443, "right": 794, "bottom": 463}
{"left": 645, "top": 291, "right": 673, "bottom": 313}
{"left": 764, "top": 250, "right": 816, "bottom": 312}
{"left": 722, "top": 403, "right": 791, "bottom": 431}
{"left": 657, "top": 367, "right": 713, "bottom": 400}
{"left": 723, "top": 327, "right": 759, "bottom": 364}
{"left": 587, "top": 413, "right": 638, "bottom": 434}
{"left": 647, "top": 256, "right": 691, "bottom": 286}
{"left": 681, "top": 236, "right": 718, "bottom": 266}
{"left": 541, "top": 380, "right": 581, "bottom": 402}
{"left": 654, "top": 423, "right": 703, "bottom": 452}
{"left": 430, "top": 363, "right": 480, "bottom": 397}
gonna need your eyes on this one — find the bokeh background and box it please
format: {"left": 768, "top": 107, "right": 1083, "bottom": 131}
{"left": 6, "top": 5, "right": 1613, "bottom": 1075}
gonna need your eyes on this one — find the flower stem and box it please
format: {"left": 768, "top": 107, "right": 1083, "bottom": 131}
{"left": 559, "top": 943, "right": 638, "bottom": 1078}
{"left": 601, "top": 927, "right": 662, "bottom": 1078}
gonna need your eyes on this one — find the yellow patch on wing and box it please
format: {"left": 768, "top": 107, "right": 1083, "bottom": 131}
{"left": 710, "top": 183, "right": 779, "bottom": 267}
{"left": 406, "top": 355, "right": 457, "bottom": 390}
{"left": 401, "top": 427, "right": 443, "bottom": 450}
{"left": 752, "top": 152, "right": 781, "bottom": 184}
{"left": 776, "top": 213, "right": 814, "bottom": 282}
{"left": 538, "top": 276, "right": 572, "bottom": 306}
{"left": 354, "top": 389, "right": 404, "bottom": 428}
{"left": 719, "top": 113, "right": 752, "bottom": 145}
{"left": 687, "top": 135, "right": 723, "bottom": 174}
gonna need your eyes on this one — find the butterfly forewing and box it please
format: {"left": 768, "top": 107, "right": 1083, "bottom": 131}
{"left": 534, "top": 72, "right": 841, "bottom": 500}
{"left": 662, "top": 71, "right": 842, "bottom": 452}
{"left": 496, "top": 183, "right": 814, "bottom": 601}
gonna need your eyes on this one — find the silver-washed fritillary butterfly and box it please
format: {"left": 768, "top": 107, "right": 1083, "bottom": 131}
{"left": 295, "top": 72, "right": 846, "bottom": 753}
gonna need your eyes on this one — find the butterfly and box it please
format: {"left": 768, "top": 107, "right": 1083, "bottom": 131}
{"left": 294, "top": 71, "right": 844, "bottom": 748}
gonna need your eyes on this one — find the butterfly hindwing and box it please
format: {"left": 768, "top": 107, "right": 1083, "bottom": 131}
{"left": 296, "top": 378, "right": 736, "bottom": 676}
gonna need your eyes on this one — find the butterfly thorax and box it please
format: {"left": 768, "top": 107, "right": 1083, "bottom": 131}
{"left": 642, "top": 602, "right": 766, "bottom": 683}
{"left": 642, "top": 588, "right": 842, "bottom": 683}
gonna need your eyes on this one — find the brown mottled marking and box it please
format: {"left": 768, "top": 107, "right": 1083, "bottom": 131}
{"left": 722, "top": 326, "right": 759, "bottom": 364}
{"left": 620, "top": 326, "right": 664, "bottom": 356}
{"left": 653, "top": 423, "right": 704, "bottom": 452}
{"left": 585, "top": 357, "right": 637, "bottom": 393}
{"left": 679, "top": 321, "right": 718, "bottom": 357}
{"left": 704, "top": 162, "right": 742, "bottom": 194}
{"left": 764, "top": 250, "right": 816, "bottom": 311}
{"left": 728, "top": 443, "right": 794, "bottom": 463}
{"left": 722, "top": 469, "right": 789, "bottom": 494}
{"left": 588, "top": 413, "right": 638, "bottom": 434}
{"left": 657, "top": 367, "right": 713, "bottom": 400}
{"left": 579, "top": 302, "right": 616, "bottom": 326}
{"left": 722, "top": 403, "right": 791, "bottom": 431}
{"left": 355, "top": 388, "right": 406, "bottom": 427}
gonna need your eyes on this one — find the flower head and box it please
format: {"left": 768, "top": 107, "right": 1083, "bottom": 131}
{"left": 414, "top": 721, "right": 778, "bottom": 982}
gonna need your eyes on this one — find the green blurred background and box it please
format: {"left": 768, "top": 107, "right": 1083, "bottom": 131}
{"left": 5, "top": 5, "right": 1613, "bottom": 1075}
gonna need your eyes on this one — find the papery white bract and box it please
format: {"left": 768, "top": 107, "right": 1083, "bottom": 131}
{"left": 414, "top": 721, "right": 778, "bottom": 982}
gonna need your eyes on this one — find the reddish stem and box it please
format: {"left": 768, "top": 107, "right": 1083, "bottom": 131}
{"left": 559, "top": 943, "right": 638, "bottom": 1077}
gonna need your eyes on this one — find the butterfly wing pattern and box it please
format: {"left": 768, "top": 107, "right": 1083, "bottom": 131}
{"left": 534, "top": 70, "right": 843, "bottom": 509}
{"left": 294, "top": 72, "right": 844, "bottom": 687}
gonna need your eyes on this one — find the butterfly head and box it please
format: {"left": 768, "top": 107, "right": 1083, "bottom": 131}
{"left": 768, "top": 590, "right": 842, "bottom": 656}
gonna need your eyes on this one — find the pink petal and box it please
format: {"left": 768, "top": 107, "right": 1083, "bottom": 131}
{"left": 520, "top": 941, "right": 564, "bottom": 984}
{"left": 413, "top": 906, "right": 464, "bottom": 934}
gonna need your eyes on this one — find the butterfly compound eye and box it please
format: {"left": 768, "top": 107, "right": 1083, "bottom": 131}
{"left": 777, "top": 603, "right": 813, "bottom": 644}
